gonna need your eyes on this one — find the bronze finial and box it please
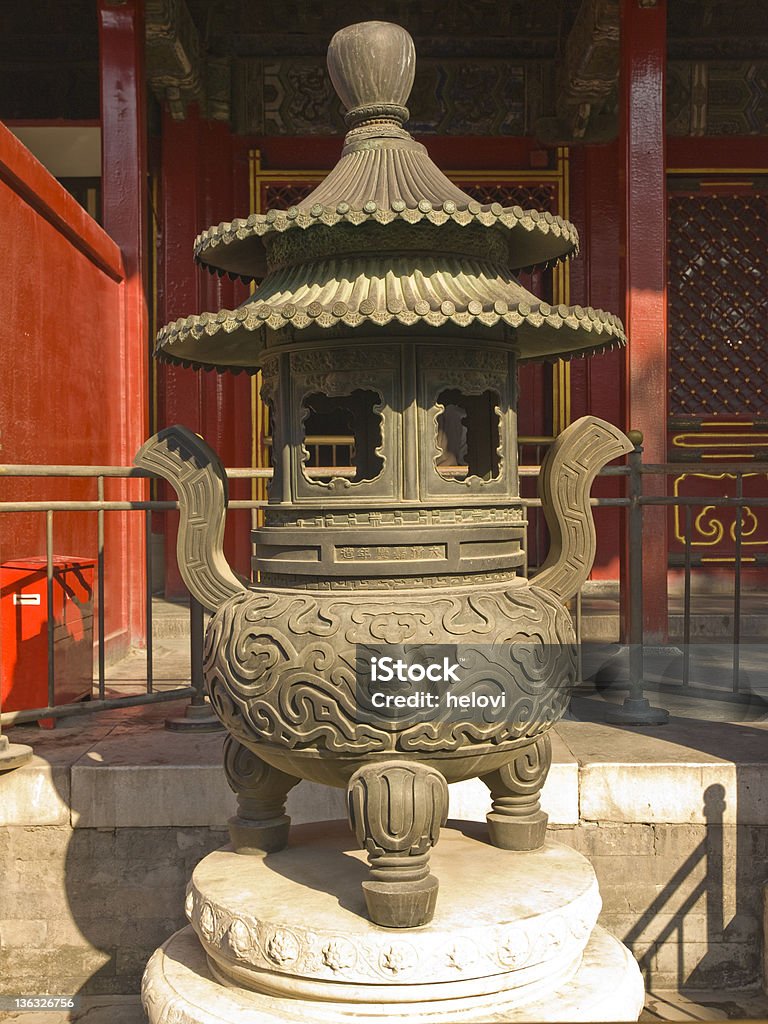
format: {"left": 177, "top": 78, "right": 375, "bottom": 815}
{"left": 327, "top": 21, "right": 414, "bottom": 130}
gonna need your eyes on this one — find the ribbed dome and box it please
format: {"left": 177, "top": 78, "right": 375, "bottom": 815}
{"left": 191, "top": 20, "right": 579, "bottom": 281}
{"left": 157, "top": 251, "right": 625, "bottom": 371}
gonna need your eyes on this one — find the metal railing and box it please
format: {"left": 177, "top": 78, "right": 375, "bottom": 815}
{"left": 630, "top": 455, "right": 768, "bottom": 716}
{"left": 1, "top": 442, "right": 766, "bottom": 733}
{"left": 0, "top": 463, "right": 270, "bottom": 729}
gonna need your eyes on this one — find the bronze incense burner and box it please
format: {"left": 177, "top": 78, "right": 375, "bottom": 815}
{"left": 137, "top": 20, "right": 631, "bottom": 929}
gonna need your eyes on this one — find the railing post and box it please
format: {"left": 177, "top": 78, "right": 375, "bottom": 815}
{"left": 165, "top": 595, "right": 224, "bottom": 732}
{"left": 606, "top": 430, "right": 669, "bottom": 726}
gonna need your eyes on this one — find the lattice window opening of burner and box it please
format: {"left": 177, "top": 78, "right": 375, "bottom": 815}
{"left": 300, "top": 389, "right": 384, "bottom": 483}
{"left": 262, "top": 408, "right": 357, "bottom": 477}
{"left": 668, "top": 190, "right": 768, "bottom": 417}
{"left": 434, "top": 388, "right": 502, "bottom": 483}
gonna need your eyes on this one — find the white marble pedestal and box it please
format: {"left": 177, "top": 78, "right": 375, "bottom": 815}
{"left": 142, "top": 821, "right": 644, "bottom": 1023}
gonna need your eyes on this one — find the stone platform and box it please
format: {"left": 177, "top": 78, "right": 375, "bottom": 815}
{"left": 5, "top": 702, "right": 768, "bottom": 996}
{"left": 142, "top": 821, "right": 645, "bottom": 1023}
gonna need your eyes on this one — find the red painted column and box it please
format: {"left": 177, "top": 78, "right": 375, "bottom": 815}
{"left": 200, "top": 121, "right": 235, "bottom": 460}
{"left": 158, "top": 113, "right": 254, "bottom": 593}
{"left": 563, "top": 146, "right": 625, "bottom": 585}
{"left": 158, "top": 106, "right": 203, "bottom": 435}
{"left": 200, "top": 120, "right": 253, "bottom": 578}
{"left": 98, "top": 0, "right": 149, "bottom": 644}
{"left": 586, "top": 142, "right": 625, "bottom": 582}
{"left": 566, "top": 148, "right": 589, "bottom": 426}
{"left": 620, "top": 0, "right": 668, "bottom": 641}
{"left": 157, "top": 106, "right": 204, "bottom": 595}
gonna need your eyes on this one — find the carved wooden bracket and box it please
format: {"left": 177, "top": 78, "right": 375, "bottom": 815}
{"left": 146, "top": 0, "right": 203, "bottom": 119}
{"left": 536, "top": 0, "right": 620, "bottom": 143}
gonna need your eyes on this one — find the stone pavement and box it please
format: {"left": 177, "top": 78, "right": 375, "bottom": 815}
{"left": 643, "top": 988, "right": 768, "bottom": 1021}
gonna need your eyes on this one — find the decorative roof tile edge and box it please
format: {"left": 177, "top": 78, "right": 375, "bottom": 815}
{"left": 156, "top": 336, "right": 623, "bottom": 374}
{"left": 193, "top": 204, "right": 580, "bottom": 275}
{"left": 155, "top": 300, "right": 626, "bottom": 362}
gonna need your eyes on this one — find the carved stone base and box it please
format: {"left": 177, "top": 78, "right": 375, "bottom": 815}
{"left": 144, "top": 924, "right": 644, "bottom": 1024}
{"left": 142, "top": 821, "right": 645, "bottom": 1023}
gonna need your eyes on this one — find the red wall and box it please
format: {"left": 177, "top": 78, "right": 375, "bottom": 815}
{"left": 0, "top": 122, "right": 143, "bottom": 654}
{"left": 157, "top": 111, "right": 252, "bottom": 597}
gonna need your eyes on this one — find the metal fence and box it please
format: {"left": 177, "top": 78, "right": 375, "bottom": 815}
{"left": 613, "top": 452, "right": 768, "bottom": 722}
{"left": 0, "top": 464, "right": 266, "bottom": 730}
{"left": 0, "top": 442, "right": 766, "bottom": 734}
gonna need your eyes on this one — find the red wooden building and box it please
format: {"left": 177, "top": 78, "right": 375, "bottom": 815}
{"left": 1, "top": 0, "right": 766, "bottom": 649}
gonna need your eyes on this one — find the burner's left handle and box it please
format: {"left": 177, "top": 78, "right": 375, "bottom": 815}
{"left": 134, "top": 425, "right": 249, "bottom": 613}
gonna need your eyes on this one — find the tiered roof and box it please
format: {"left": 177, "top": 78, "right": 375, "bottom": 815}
{"left": 156, "top": 21, "right": 626, "bottom": 371}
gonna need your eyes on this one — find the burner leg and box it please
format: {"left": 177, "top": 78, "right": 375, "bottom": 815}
{"left": 347, "top": 760, "right": 449, "bottom": 928}
{"left": 223, "top": 736, "right": 300, "bottom": 854}
{"left": 482, "top": 734, "right": 552, "bottom": 851}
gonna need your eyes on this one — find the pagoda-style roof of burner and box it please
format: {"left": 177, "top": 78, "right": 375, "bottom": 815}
{"left": 155, "top": 21, "right": 626, "bottom": 372}
{"left": 192, "top": 186, "right": 579, "bottom": 282}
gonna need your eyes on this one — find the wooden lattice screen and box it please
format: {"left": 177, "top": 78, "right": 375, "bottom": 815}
{"left": 668, "top": 191, "right": 768, "bottom": 417}
{"left": 262, "top": 182, "right": 557, "bottom": 213}
{"left": 667, "top": 187, "right": 768, "bottom": 566}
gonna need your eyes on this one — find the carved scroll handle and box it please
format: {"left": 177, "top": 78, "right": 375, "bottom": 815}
{"left": 534, "top": 416, "right": 634, "bottom": 603}
{"left": 134, "top": 425, "right": 248, "bottom": 612}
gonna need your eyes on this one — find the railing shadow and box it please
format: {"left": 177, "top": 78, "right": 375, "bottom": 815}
{"left": 569, "top": 702, "right": 767, "bottom": 991}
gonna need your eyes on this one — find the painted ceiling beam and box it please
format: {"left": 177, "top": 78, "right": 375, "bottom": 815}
{"left": 537, "top": 0, "right": 620, "bottom": 144}
{"left": 145, "top": 0, "right": 202, "bottom": 119}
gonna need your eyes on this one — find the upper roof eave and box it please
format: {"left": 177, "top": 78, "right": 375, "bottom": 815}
{"left": 194, "top": 202, "right": 580, "bottom": 281}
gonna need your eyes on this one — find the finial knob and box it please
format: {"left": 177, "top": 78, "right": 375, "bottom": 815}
{"left": 327, "top": 21, "right": 415, "bottom": 128}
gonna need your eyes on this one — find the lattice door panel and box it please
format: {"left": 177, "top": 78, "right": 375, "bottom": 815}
{"left": 668, "top": 192, "right": 768, "bottom": 417}
{"left": 454, "top": 182, "right": 557, "bottom": 212}
{"left": 667, "top": 187, "right": 768, "bottom": 567}
{"left": 261, "top": 183, "right": 316, "bottom": 208}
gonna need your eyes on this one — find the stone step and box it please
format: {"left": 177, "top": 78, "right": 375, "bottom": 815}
{"left": 149, "top": 598, "right": 209, "bottom": 639}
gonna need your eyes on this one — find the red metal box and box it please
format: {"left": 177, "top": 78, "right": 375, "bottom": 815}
{"left": 1, "top": 557, "right": 95, "bottom": 727}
